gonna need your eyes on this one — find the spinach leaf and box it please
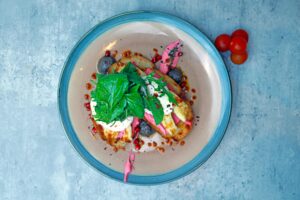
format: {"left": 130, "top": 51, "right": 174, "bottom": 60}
{"left": 91, "top": 73, "right": 129, "bottom": 123}
{"left": 129, "top": 84, "right": 140, "bottom": 93}
{"left": 96, "top": 73, "right": 129, "bottom": 108}
{"left": 110, "top": 96, "right": 127, "bottom": 122}
{"left": 93, "top": 101, "right": 110, "bottom": 123}
{"left": 121, "top": 62, "right": 146, "bottom": 86}
{"left": 126, "top": 92, "right": 144, "bottom": 118}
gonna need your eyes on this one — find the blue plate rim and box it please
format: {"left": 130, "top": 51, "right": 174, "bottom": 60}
{"left": 58, "top": 10, "right": 232, "bottom": 185}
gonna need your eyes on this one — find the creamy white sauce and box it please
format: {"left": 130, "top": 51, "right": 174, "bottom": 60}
{"left": 90, "top": 99, "right": 133, "bottom": 132}
{"left": 134, "top": 133, "right": 164, "bottom": 153}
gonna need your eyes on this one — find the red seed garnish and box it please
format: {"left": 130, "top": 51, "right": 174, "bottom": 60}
{"left": 86, "top": 83, "right": 92, "bottom": 90}
{"left": 92, "top": 127, "right": 97, "bottom": 134}
{"left": 155, "top": 54, "right": 162, "bottom": 61}
{"left": 134, "top": 127, "right": 140, "bottom": 134}
{"left": 133, "top": 139, "right": 139, "bottom": 145}
{"left": 178, "top": 52, "right": 183, "bottom": 56}
{"left": 84, "top": 94, "right": 90, "bottom": 100}
{"left": 84, "top": 102, "right": 91, "bottom": 111}
{"left": 91, "top": 73, "right": 97, "bottom": 80}
{"left": 135, "top": 144, "right": 141, "bottom": 150}
{"left": 105, "top": 50, "right": 110, "bottom": 57}
{"left": 151, "top": 54, "right": 162, "bottom": 63}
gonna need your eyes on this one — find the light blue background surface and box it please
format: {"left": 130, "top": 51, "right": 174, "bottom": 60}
{"left": 0, "top": 0, "right": 299, "bottom": 199}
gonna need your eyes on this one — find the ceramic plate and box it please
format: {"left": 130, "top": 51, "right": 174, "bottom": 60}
{"left": 58, "top": 11, "right": 231, "bottom": 185}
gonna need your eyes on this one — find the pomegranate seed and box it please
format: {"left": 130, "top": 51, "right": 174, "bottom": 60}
{"left": 151, "top": 57, "right": 156, "bottom": 63}
{"left": 151, "top": 54, "right": 162, "bottom": 63}
{"left": 84, "top": 102, "right": 91, "bottom": 111}
{"left": 134, "top": 127, "right": 140, "bottom": 134}
{"left": 135, "top": 144, "right": 141, "bottom": 150}
{"left": 133, "top": 139, "right": 139, "bottom": 145}
{"left": 105, "top": 50, "right": 111, "bottom": 57}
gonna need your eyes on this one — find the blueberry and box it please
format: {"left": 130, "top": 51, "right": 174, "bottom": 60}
{"left": 167, "top": 68, "right": 183, "bottom": 83}
{"left": 97, "top": 56, "right": 116, "bottom": 74}
{"left": 139, "top": 120, "right": 154, "bottom": 137}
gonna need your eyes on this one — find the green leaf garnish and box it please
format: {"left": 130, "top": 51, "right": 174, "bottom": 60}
{"left": 121, "top": 62, "right": 146, "bottom": 86}
{"left": 144, "top": 73, "right": 177, "bottom": 104}
{"left": 126, "top": 92, "right": 144, "bottom": 118}
{"left": 90, "top": 62, "right": 176, "bottom": 125}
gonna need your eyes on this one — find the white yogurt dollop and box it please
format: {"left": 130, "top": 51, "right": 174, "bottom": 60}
{"left": 90, "top": 99, "right": 133, "bottom": 132}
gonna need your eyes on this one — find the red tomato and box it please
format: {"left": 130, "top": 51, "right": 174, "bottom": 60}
{"left": 230, "top": 36, "right": 247, "bottom": 54}
{"left": 232, "top": 29, "right": 248, "bottom": 42}
{"left": 230, "top": 51, "right": 248, "bottom": 64}
{"left": 214, "top": 34, "right": 231, "bottom": 52}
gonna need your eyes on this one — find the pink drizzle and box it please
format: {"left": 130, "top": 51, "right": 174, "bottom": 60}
{"left": 171, "top": 112, "right": 180, "bottom": 124}
{"left": 124, "top": 151, "right": 135, "bottom": 182}
{"left": 144, "top": 112, "right": 167, "bottom": 135}
{"left": 132, "top": 117, "right": 140, "bottom": 130}
{"left": 171, "top": 112, "right": 192, "bottom": 126}
{"left": 160, "top": 40, "right": 182, "bottom": 74}
{"left": 117, "top": 130, "right": 125, "bottom": 139}
{"left": 131, "top": 117, "right": 140, "bottom": 139}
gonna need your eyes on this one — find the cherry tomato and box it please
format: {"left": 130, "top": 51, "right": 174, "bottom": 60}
{"left": 214, "top": 34, "right": 231, "bottom": 52}
{"left": 232, "top": 29, "right": 248, "bottom": 42}
{"left": 230, "top": 51, "right": 248, "bottom": 64}
{"left": 229, "top": 36, "right": 247, "bottom": 54}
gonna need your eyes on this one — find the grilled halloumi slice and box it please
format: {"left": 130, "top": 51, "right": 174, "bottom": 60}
{"left": 161, "top": 114, "right": 178, "bottom": 136}
{"left": 159, "top": 99, "right": 193, "bottom": 140}
{"left": 173, "top": 101, "right": 190, "bottom": 122}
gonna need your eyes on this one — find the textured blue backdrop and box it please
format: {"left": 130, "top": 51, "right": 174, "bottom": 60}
{"left": 0, "top": 0, "right": 299, "bottom": 199}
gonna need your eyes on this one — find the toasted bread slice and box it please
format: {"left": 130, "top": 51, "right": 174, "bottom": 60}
{"left": 108, "top": 55, "right": 154, "bottom": 74}
{"left": 119, "top": 55, "right": 155, "bottom": 70}
{"left": 99, "top": 54, "right": 192, "bottom": 144}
